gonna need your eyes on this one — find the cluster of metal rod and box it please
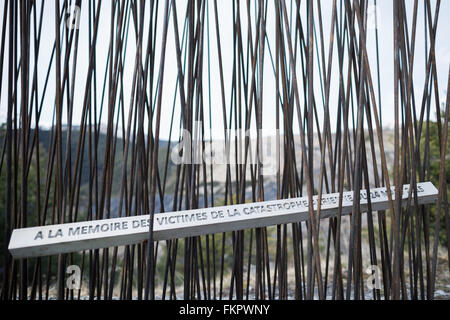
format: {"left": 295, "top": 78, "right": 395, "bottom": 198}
{"left": 0, "top": 0, "right": 449, "bottom": 300}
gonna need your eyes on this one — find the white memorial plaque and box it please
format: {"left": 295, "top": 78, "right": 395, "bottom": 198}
{"left": 8, "top": 182, "right": 438, "bottom": 259}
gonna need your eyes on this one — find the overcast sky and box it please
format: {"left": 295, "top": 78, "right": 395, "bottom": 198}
{"left": 0, "top": 1, "right": 449, "bottom": 141}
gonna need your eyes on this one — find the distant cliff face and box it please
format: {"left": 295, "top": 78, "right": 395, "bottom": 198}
{"left": 11, "top": 127, "right": 396, "bottom": 217}
{"left": 171, "top": 130, "right": 397, "bottom": 202}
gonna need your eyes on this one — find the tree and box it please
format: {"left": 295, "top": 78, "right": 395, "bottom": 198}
{"left": 419, "top": 111, "right": 450, "bottom": 247}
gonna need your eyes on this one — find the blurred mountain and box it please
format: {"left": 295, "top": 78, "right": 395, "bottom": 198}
{"left": 17, "top": 126, "right": 396, "bottom": 218}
